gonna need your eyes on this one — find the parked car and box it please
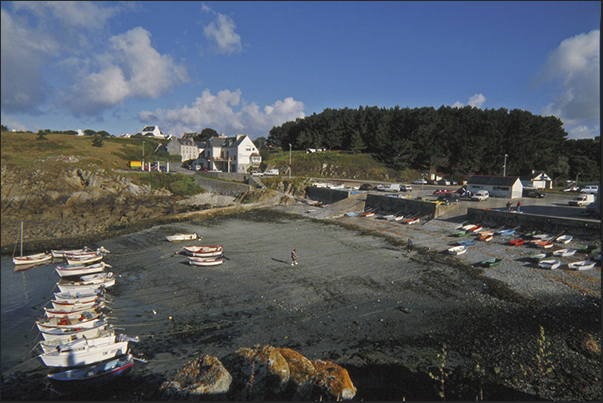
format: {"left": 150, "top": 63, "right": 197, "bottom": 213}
{"left": 412, "top": 178, "right": 427, "bottom": 184}
{"left": 359, "top": 183, "right": 373, "bottom": 191}
{"left": 471, "top": 190, "right": 490, "bottom": 201}
{"left": 437, "top": 179, "right": 451, "bottom": 186}
{"left": 524, "top": 189, "right": 546, "bottom": 198}
{"left": 581, "top": 185, "right": 599, "bottom": 194}
{"left": 563, "top": 185, "right": 580, "bottom": 192}
{"left": 437, "top": 193, "right": 460, "bottom": 202}
{"left": 399, "top": 184, "right": 413, "bottom": 192}
{"left": 249, "top": 170, "right": 264, "bottom": 177}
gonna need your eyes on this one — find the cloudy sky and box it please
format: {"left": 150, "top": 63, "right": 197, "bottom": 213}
{"left": 1, "top": 1, "right": 600, "bottom": 139}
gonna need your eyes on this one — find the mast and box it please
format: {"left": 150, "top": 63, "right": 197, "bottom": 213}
{"left": 20, "top": 221, "right": 23, "bottom": 257}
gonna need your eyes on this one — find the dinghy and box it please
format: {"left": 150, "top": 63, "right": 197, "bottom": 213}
{"left": 567, "top": 261, "right": 596, "bottom": 271}
{"left": 538, "top": 259, "right": 561, "bottom": 270}
{"left": 166, "top": 232, "right": 201, "bottom": 242}
{"left": 447, "top": 245, "right": 467, "bottom": 255}
{"left": 555, "top": 235, "right": 573, "bottom": 244}
{"left": 188, "top": 257, "right": 224, "bottom": 266}
{"left": 552, "top": 249, "right": 577, "bottom": 257}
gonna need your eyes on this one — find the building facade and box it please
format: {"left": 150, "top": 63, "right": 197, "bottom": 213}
{"left": 167, "top": 138, "right": 203, "bottom": 162}
{"left": 467, "top": 175, "right": 523, "bottom": 199}
{"left": 202, "top": 135, "right": 261, "bottom": 173}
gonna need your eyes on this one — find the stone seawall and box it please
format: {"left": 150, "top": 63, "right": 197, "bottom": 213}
{"left": 467, "top": 207, "right": 601, "bottom": 237}
{"left": 192, "top": 176, "right": 253, "bottom": 196}
{"left": 305, "top": 186, "right": 354, "bottom": 204}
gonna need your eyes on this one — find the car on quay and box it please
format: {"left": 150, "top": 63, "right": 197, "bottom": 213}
{"left": 524, "top": 189, "right": 546, "bottom": 198}
{"left": 437, "top": 193, "right": 461, "bottom": 203}
{"left": 581, "top": 185, "right": 599, "bottom": 194}
{"left": 412, "top": 178, "right": 428, "bottom": 184}
{"left": 433, "top": 189, "right": 456, "bottom": 196}
{"left": 471, "top": 190, "right": 490, "bottom": 201}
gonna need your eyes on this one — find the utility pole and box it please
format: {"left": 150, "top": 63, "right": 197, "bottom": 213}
{"left": 289, "top": 143, "right": 292, "bottom": 178}
{"left": 503, "top": 154, "right": 508, "bottom": 176}
{"left": 142, "top": 140, "right": 145, "bottom": 170}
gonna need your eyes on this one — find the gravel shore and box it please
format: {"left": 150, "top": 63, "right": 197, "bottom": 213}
{"left": 1, "top": 203, "right": 600, "bottom": 400}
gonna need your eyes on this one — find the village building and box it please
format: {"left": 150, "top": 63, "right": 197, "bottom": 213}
{"left": 201, "top": 134, "right": 261, "bottom": 173}
{"left": 519, "top": 169, "right": 553, "bottom": 190}
{"left": 467, "top": 175, "right": 523, "bottom": 199}
{"left": 141, "top": 125, "right": 171, "bottom": 139}
{"left": 167, "top": 138, "right": 203, "bottom": 162}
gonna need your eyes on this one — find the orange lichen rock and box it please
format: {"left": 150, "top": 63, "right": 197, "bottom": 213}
{"left": 160, "top": 355, "right": 232, "bottom": 397}
{"left": 312, "top": 359, "right": 357, "bottom": 400}
{"left": 277, "top": 347, "right": 317, "bottom": 400}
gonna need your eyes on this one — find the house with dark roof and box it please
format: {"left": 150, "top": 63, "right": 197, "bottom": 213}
{"left": 200, "top": 134, "right": 261, "bottom": 173}
{"left": 467, "top": 175, "right": 523, "bottom": 199}
{"left": 519, "top": 169, "right": 553, "bottom": 190}
{"left": 167, "top": 138, "right": 203, "bottom": 162}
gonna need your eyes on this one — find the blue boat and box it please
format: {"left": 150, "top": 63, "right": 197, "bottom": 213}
{"left": 497, "top": 229, "right": 515, "bottom": 236}
{"left": 47, "top": 353, "right": 134, "bottom": 390}
{"left": 456, "top": 240, "right": 476, "bottom": 246}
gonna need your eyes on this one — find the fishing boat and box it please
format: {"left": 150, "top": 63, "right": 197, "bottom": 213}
{"left": 56, "top": 274, "right": 115, "bottom": 294}
{"left": 538, "top": 259, "right": 561, "bottom": 270}
{"left": 13, "top": 252, "right": 53, "bottom": 266}
{"left": 531, "top": 234, "right": 550, "bottom": 240}
{"left": 51, "top": 247, "right": 90, "bottom": 259}
{"left": 461, "top": 224, "right": 477, "bottom": 231}
{"left": 362, "top": 211, "right": 375, "bottom": 217}
{"left": 456, "top": 240, "right": 476, "bottom": 246}
{"left": 509, "top": 239, "right": 525, "bottom": 246}
{"left": 188, "top": 257, "right": 224, "bottom": 266}
{"left": 36, "top": 312, "right": 104, "bottom": 332}
{"left": 496, "top": 229, "right": 516, "bottom": 236}
{"left": 479, "top": 258, "right": 503, "bottom": 267}
{"left": 44, "top": 304, "right": 104, "bottom": 320}
{"left": 39, "top": 329, "right": 117, "bottom": 354}
{"left": 404, "top": 218, "right": 420, "bottom": 225}
{"left": 552, "top": 248, "right": 577, "bottom": 257}
{"left": 453, "top": 231, "right": 470, "bottom": 237}
{"left": 344, "top": 212, "right": 358, "bottom": 217}
{"left": 39, "top": 321, "right": 111, "bottom": 342}
{"left": 55, "top": 262, "right": 111, "bottom": 278}
{"left": 47, "top": 352, "right": 134, "bottom": 388}
{"left": 466, "top": 225, "right": 482, "bottom": 233}
{"left": 39, "top": 337, "right": 129, "bottom": 368}
{"left": 66, "top": 254, "right": 104, "bottom": 266}
{"left": 179, "top": 245, "right": 224, "bottom": 258}
{"left": 447, "top": 245, "right": 467, "bottom": 255}
{"left": 479, "top": 234, "right": 494, "bottom": 242}
{"left": 567, "top": 261, "right": 596, "bottom": 271}
{"left": 166, "top": 232, "right": 201, "bottom": 242}
{"left": 528, "top": 253, "right": 548, "bottom": 262}
{"left": 555, "top": 235, "right": 573, "bottom": 244}
{"left": 538, "top": 241, "right": 554, "bottom": 249}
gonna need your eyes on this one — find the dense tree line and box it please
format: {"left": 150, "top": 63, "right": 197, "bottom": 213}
{"left": 267, "top": 105, "right": 600, "bottom": 184}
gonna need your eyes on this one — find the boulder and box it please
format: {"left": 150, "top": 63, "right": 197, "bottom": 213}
{"left": 311, "top": 359, "right": 357, "bottom": 400}
{"left": 277, "top": 347, "right": 316, "bottom": 400}
{"left": 221, "top": 344, "right": 290, "bottom": 400}
{"left": 159, "top": 355, "right": 232, "bottom": 398}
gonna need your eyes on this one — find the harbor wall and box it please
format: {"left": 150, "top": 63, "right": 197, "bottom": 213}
{"left": 467, "top": 207, "right": 601, "bottom": 237}
{"left": 192, "top": 176, "right": 253, "bottom": 196}
{"left": 305, "top": 186, "right": 355, "bottom": 204}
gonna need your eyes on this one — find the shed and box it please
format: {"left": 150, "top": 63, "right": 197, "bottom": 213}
{"left": 467, "top": 175, "right": 523, "bottom": 199}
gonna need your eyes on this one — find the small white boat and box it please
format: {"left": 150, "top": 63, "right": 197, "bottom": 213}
{"left": 166, "top": 232, "right": 201, "bottom": 242}
{"left": 36, "top": 312, "right": 103, "bottom": 332}
{"left": 44, "top": 304, "right": 104, "bottom": 320}
{"left": 39, "top": 329, "right": 116, "bottom": 354}
{"left": 55, "top": 262, "right": 111, "bottom": 277}
{"left": 555, "top": 235, "right": 573, "bottom": 244}
{"left": 447, "top": 245, "right": 467, "bottom": 255}
{"left": 538, "top": 259, "right": 561, "bottom": 270}
{"left": 39, "top": 338, "right": 129, "bottom": 368}
{"left": 39, "top": 321, "right": 111, "bottom": 342}
{"left": 56, "top": 274, "right": 115, "bottom": 294}
{"left": 13, "top": 252, "right": 53, "bottom": 266}
{"left": 51, "top": 248, "right": 88, "bottom": 259}
{"left": 179, "top": 245, "right": 224, "bottom": 258}
{"left": 552, "top": 248, "right": 577, "bottom": 257}
{"left": 66, "top": 254, "right": 104, "bottom": 265}
{"left": 188, "top": 257, "right": 224, "bottom": 266}
{"left": 532, "top": 234, "right": 550, "bottom": 239}
{"left": 567, "top": 260, "right": 596, "bottom": 271}
{"left": 394, "top": 215, "right": 405, "bottom": 222}
{"left": 404, "top": 218, "right": 420, "bottom": 225}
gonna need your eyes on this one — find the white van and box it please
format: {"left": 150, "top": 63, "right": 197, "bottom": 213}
{"left": 264, "top": 168, "right": 279, "bottom": 176}
{"left": 569, "top": 194, "right": 595, "bottom": 206}
{"left": 581, "top": 185, "right": 599, "bottom": 194}
{"left": 400, "top": 184, "right": 413, "bottom": 192}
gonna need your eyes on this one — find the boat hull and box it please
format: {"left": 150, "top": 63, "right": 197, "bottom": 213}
{"left": 47, "top": 353, "right": 134, "bottom": 389}
{"left": 39, "top": 341, "right": 128, "bottom": 368}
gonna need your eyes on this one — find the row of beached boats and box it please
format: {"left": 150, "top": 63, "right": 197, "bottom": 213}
{"left": 13, "top": 245, "right": 141, "bottom": 389}
{"left": 447, "top": 223, "right": 600, "bottom": 271}
{"left": 347, "top": 210, "right": 421, "bottom": 225}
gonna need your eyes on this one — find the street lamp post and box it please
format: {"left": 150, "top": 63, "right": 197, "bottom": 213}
{"left": 289, "top": 143, "right": 292, "bottom": 179}
{"left": 503, "top": 154, "right": 508, "bottom": 176}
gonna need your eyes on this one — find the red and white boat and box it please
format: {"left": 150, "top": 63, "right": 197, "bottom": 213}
{"left": 39, "top": 336, "right": 129, "bottom": 368}
{"left": 466, "top": 225, "right": 482, "bottom": 233}
{"left": 404, "top": 218, "right": 420, "bottom": 225}
{"left": 509, "top": 239, "right": 525, "bottom": 246}
{"left": 179, "top": 245, "right": 224, "bottom": 258}
{"left": 188, "top": 256, "right": 224, "bottom": 266}
{"left": 13, "top": 252, "right": 53, "bottom": 266}
{"left": 39, "top": 321, "right": 111, "bottom": 342}
{"left": 36, "top": 312, "right": 104, "bottom": 332}
{"left": 55, "top": 261, "right": 111, "bottom": 277}
{"left": 56, "top": 273, "right": 115, "bottom": 293}
{"left": 65, "top": 254, "right": 104, "bottom": 265}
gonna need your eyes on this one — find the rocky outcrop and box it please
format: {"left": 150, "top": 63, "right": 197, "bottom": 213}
{"left": 160, "top": 344, "right": 356, "bottom": 401}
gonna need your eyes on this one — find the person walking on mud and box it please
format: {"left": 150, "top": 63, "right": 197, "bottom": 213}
{"left": 291, "top": 249, "right": 298, "bottom": 266}
{"left": 407, "top": 238, "right": 413, "bottom": 253}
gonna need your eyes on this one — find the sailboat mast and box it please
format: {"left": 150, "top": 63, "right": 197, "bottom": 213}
{"left": 20, "top": 221, "right": 23, "bottom": 257}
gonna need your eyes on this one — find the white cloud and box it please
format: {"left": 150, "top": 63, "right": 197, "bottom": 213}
{"left": 63, "top": 27, "right": 189, "bottom": 116}
{"left": 452, "top": 93, "right": 486, "bottom": 109}
{"left": 138, "top": 89, "right": 305, "bottom": 138}
{"left": 13, "top": 1, "right": 117, "bottom": 30}
{"left": 536, "top": 30, "right": 600, "bottom": 139}
{"left": 202, "top": 6, "right": 242, "bottom": 55}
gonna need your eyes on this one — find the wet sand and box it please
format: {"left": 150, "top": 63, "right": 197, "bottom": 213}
{"left": 1, "top": 207, "right": 600, "bottom": 400}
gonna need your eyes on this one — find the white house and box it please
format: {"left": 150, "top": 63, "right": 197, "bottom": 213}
{"left": 141, "top": 125, "right": 169, "bottom": 139}
{"left": 167, "top": 138, "right": 203, "bottom": 162}
{"left": 519, "top": 170, "right": 553, "bottom": 190}
{"left": 467, "top": 175, "right": 523, "bottom": 199}
{"left": 202, "top": 134, "right": 261, "bottom": 173}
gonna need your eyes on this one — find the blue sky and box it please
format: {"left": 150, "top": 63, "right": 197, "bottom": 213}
{"left": 1, "top": 1, "right": 600, "bottom": 140}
